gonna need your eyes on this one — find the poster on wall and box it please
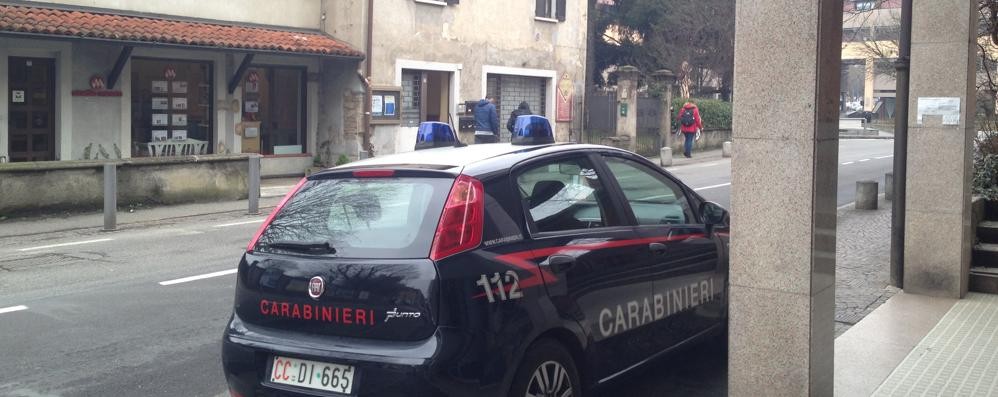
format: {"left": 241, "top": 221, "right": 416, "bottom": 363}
{"left": 244, "top": 101, "right": 259, "bottom": 113}
{"left": 151, "top": 130, "right": 168, "bottom": 141}
{"left": 12, "top": 90, "right": 25, "bottom": 103}
{"left": 152, "top": 113, "right": 169, "bottom": 126}
{"left": 172, "top": 81, "right": 188, "bottom": 94}
{"left": 245, "top": 81, "right": 259, "bottom": 94}
{"left": 384, "top": 96, "right": 396, "bottom": 116}
{"left": 556, "top": 73, "right": 573, "bottom": 122}
{"left": 372, "top": 95, "right": 384, "bottom": 116}
{"left": 152, "top": 97, "right": 169, "bottom": 110}
{"left": 172, "top": 97, "right": 188, "bottom": 110}
{"left": 152, "top": 81, "right": 168, "bottom": 94}
{"left": 171, "top": 130, "right": 187, "bottom": 140}
{"left": 172, "top": 114, "right": 188, "bottom": 126}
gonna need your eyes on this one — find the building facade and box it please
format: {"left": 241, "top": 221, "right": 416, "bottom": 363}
{"left": 0, "top": 0, "right": 589, "bottom": 175}
{"left": 0, "top": 0, "right": 365, "bottom": 176}
{"left": 324, "top": 0, "right": 589, "bottom": 156}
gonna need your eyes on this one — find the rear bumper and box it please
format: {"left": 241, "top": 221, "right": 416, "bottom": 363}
{"left": 222, "top": 314, "right": 495, "bottom": 397}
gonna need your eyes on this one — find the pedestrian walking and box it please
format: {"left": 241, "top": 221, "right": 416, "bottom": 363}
{"left": 506, "top": 101, "right": 533, "bottom": 134}
{"left": 473, "top": 95, "right": 500, "bottom": 144}
{"left": 676, "top": 101, "right": 703, "bottom": 158}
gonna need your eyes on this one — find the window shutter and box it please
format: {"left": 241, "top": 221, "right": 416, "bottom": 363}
{"left": 556, "top": 0, "right": 566, "bottom": 21}
{"left": 536, "top": 0, "right": 546, "bottom": 17}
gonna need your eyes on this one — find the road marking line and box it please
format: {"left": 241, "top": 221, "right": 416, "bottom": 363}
{"left": 18, "top": 238, "right": 113, "bottom": 252}
{"left": 0, "top": 305, "right": 28, "bottom": 314}
{"left": 876, "top": 155, "right": 894, "bottom": 159}
{"left": 693, "top": 183, "right": 731, "bottom": 191}
{"left": 212, "top": 219, "right": 265, "bottom": 228}
{"left": 858, "top": 159, "right": 871, "bottom": 162}
{"left": 841, "top": 161, "right": 855, "bottom": 165}
{"left": 159, "top": 269, "right": 238, "bottom": 286}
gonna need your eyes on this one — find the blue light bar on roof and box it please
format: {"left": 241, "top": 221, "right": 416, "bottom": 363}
{"left": 415, "top": 122, "right": 457, "bottom": 150}
{"left": 512, "top": 115, "right": 555, "bottom": 145}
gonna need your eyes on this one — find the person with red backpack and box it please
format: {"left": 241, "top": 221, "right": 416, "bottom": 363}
{"left": 676, "top": 101, "right": 703, "bottom": 158}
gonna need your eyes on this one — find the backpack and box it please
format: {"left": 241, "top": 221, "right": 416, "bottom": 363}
{"left": 680, "top": 107, "right": 696, "bottom": 127}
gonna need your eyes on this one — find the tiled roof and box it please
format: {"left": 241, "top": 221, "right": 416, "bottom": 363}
{"left": 0, "top": 3, "right": 363, "bottom": 57}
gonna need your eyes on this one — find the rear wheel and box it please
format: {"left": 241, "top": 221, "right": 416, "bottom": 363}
{"left": 509, "top": 339, "right": 582, "bottom": 397}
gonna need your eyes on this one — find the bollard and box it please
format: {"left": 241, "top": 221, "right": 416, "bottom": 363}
{"left": 103, "top": 163, "right": 117, "bottom": 231}
{"left": 722, "top": 141, "right": 733, "bottom": 158}
{"left": 885, "top": 172, "right": 893, "bottom": 201}
{"left": 855, "top": 180, "right": 878, "bottom": 210}
{"left": 660, "top": 147, "right": 673, "bottom": 167}
{"left": 248, "top": 155, "right": 261, "bottom": 215}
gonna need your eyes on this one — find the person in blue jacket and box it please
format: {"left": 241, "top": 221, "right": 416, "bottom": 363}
{"left": 473, "top": 95, "right": 500, "bottom": 144}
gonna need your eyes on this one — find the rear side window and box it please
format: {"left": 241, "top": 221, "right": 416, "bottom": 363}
{"left": 256, "top": 177, "right": 452, "bottom": 258}
{"left": 515, "top": 157, "right": 618, "bottom": 233}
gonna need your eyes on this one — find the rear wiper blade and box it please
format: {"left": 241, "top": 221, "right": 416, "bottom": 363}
{"left": 265, "top": 240, "right": 337, "bottom": 254}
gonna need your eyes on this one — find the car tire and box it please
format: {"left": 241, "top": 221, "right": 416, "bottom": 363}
{"left": 508, "top": 338, "right": 582, "bottom": 397}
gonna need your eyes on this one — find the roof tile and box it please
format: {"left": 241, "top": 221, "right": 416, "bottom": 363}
{"left": 0, "top": 4, "right": 363, "bottom": 57}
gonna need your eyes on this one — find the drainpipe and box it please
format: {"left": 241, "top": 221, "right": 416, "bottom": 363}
{"left": 362, "top": 0, "right": 375, "bottom": 157}
{"left": 890, "top": 0, "right": 912, "bottom": 288}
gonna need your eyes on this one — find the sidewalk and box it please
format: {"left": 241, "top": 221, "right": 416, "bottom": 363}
{"left": 0, "top": 177, "right": 300, "bottom": 237}
{"left": 647, "top": 148, "right": 726, "bottom": 169}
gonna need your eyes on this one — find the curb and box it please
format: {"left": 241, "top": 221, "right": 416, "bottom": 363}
{"left": 0, "top": 200, "right": 281, "bottom": 239}
{"left": 840, "top": 135, "right": 895, "bottom": 140}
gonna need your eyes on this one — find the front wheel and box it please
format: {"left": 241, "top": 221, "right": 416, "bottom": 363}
{"left": 508, "top": 339, "right": 582, "bottom": 397}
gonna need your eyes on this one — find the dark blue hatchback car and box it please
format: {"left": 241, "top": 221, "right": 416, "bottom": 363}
{"left": 222, "top": 120, "right": 729, "bottom": 397}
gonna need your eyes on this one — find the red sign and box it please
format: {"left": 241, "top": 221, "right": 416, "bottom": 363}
{"left": 556, "top": 73, "right": 573, "bottom": 122}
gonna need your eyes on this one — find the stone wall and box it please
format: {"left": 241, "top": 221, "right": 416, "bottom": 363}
{"left": 0, "top": 155, "right": 250, "bottom": 215}
{"left": 669, "top": 129, "right": 732, "bottom": 153}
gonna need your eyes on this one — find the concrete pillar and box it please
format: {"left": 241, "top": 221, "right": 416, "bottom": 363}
{"left": 855, "top": 180, "right": 878, "bottom": 210}
{"left": 864, "top": 57, "right": 876, "bottom": 112}
{"left": 729, "top": 0, "right": 840, "bottom": 395}
{"left": 903, "top": 0, "right": 976, "bottom": 298}
{"left": 653, "top": 69, "right": 677, "bottom": 148}
{"left": 614, "top": 66, "right": 640, "bottom": 152}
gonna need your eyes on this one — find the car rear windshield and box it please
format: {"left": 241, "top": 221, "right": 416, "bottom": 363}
{"left": 255, "top": 177, "right": 453, "bottom": 259}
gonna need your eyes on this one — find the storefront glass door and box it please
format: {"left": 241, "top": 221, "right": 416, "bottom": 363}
{"left": 7, "top": 57, "right": 56, "bottom": 162}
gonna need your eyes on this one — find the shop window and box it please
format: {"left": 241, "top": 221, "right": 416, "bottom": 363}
{"left": 400, "top": 69, "right": 451, "bottom": 127}
{"left": 240, "top": 66, "right": 307, "bottom": 155}
{"left": 131, "top": 58, "right": 213, "bottom": 156}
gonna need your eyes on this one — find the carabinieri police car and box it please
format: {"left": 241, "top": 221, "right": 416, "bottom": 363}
{"left": 222, "top": 116, "right": 730, "bottom": 397}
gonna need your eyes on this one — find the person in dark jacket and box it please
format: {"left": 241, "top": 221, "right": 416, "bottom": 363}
{"left": 506, "top": 101, "right": 533, "bottom": 134}
{"left": 473, "top": 96, "right": 500, "bottom": 144}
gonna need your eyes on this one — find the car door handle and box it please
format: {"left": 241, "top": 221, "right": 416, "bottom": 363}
{"left": 548, "top": 254, "right": 576, "bottom": 273}
{"left": 649, "top": 242, "right": 668, "bottom": 255}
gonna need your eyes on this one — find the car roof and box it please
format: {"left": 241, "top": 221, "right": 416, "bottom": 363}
{"left": 336, "top": 143, "right": 573, "bottom": 170}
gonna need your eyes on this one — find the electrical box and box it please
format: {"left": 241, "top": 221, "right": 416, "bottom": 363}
{"left": 459, "top": 116, "right": 477, "bottom": 132}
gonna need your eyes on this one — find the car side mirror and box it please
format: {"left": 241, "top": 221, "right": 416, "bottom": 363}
{"left": 699, "top": 201, "right": 727, "bottom": 226}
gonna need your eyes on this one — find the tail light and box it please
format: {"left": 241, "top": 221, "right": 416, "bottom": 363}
{"left": 429, "top": 174, "right": 484, "bottom": 261}
{"left": 246, "top": 177, "right": 308, "bottom": 251}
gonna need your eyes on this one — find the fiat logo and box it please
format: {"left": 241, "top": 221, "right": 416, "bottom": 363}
{"left": 308, "top": 276, "right": 325, "bottom": 300}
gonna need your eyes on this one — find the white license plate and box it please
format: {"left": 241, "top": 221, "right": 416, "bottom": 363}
{"left": 269, "top": 355, "right": 355, "bottom": 395}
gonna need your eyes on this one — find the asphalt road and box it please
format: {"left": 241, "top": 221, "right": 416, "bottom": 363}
{"left": 0, "top": 139, "right": 895, "bottom": 397}
{"left": 671, "top": 138, "right": 896, "bottom": 210}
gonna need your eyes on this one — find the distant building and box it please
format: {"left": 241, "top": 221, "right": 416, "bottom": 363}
{"left": 0, "top": 1, "right": 589, "bottom": 170}
{"left": 841, "top": 0, "right": 901, "bottom": 116}
{"left": 324, "top": 0, "right": 589, "bottom": 155}
{"left": 0, "top": 0, "right": 367, "bottom": 176}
